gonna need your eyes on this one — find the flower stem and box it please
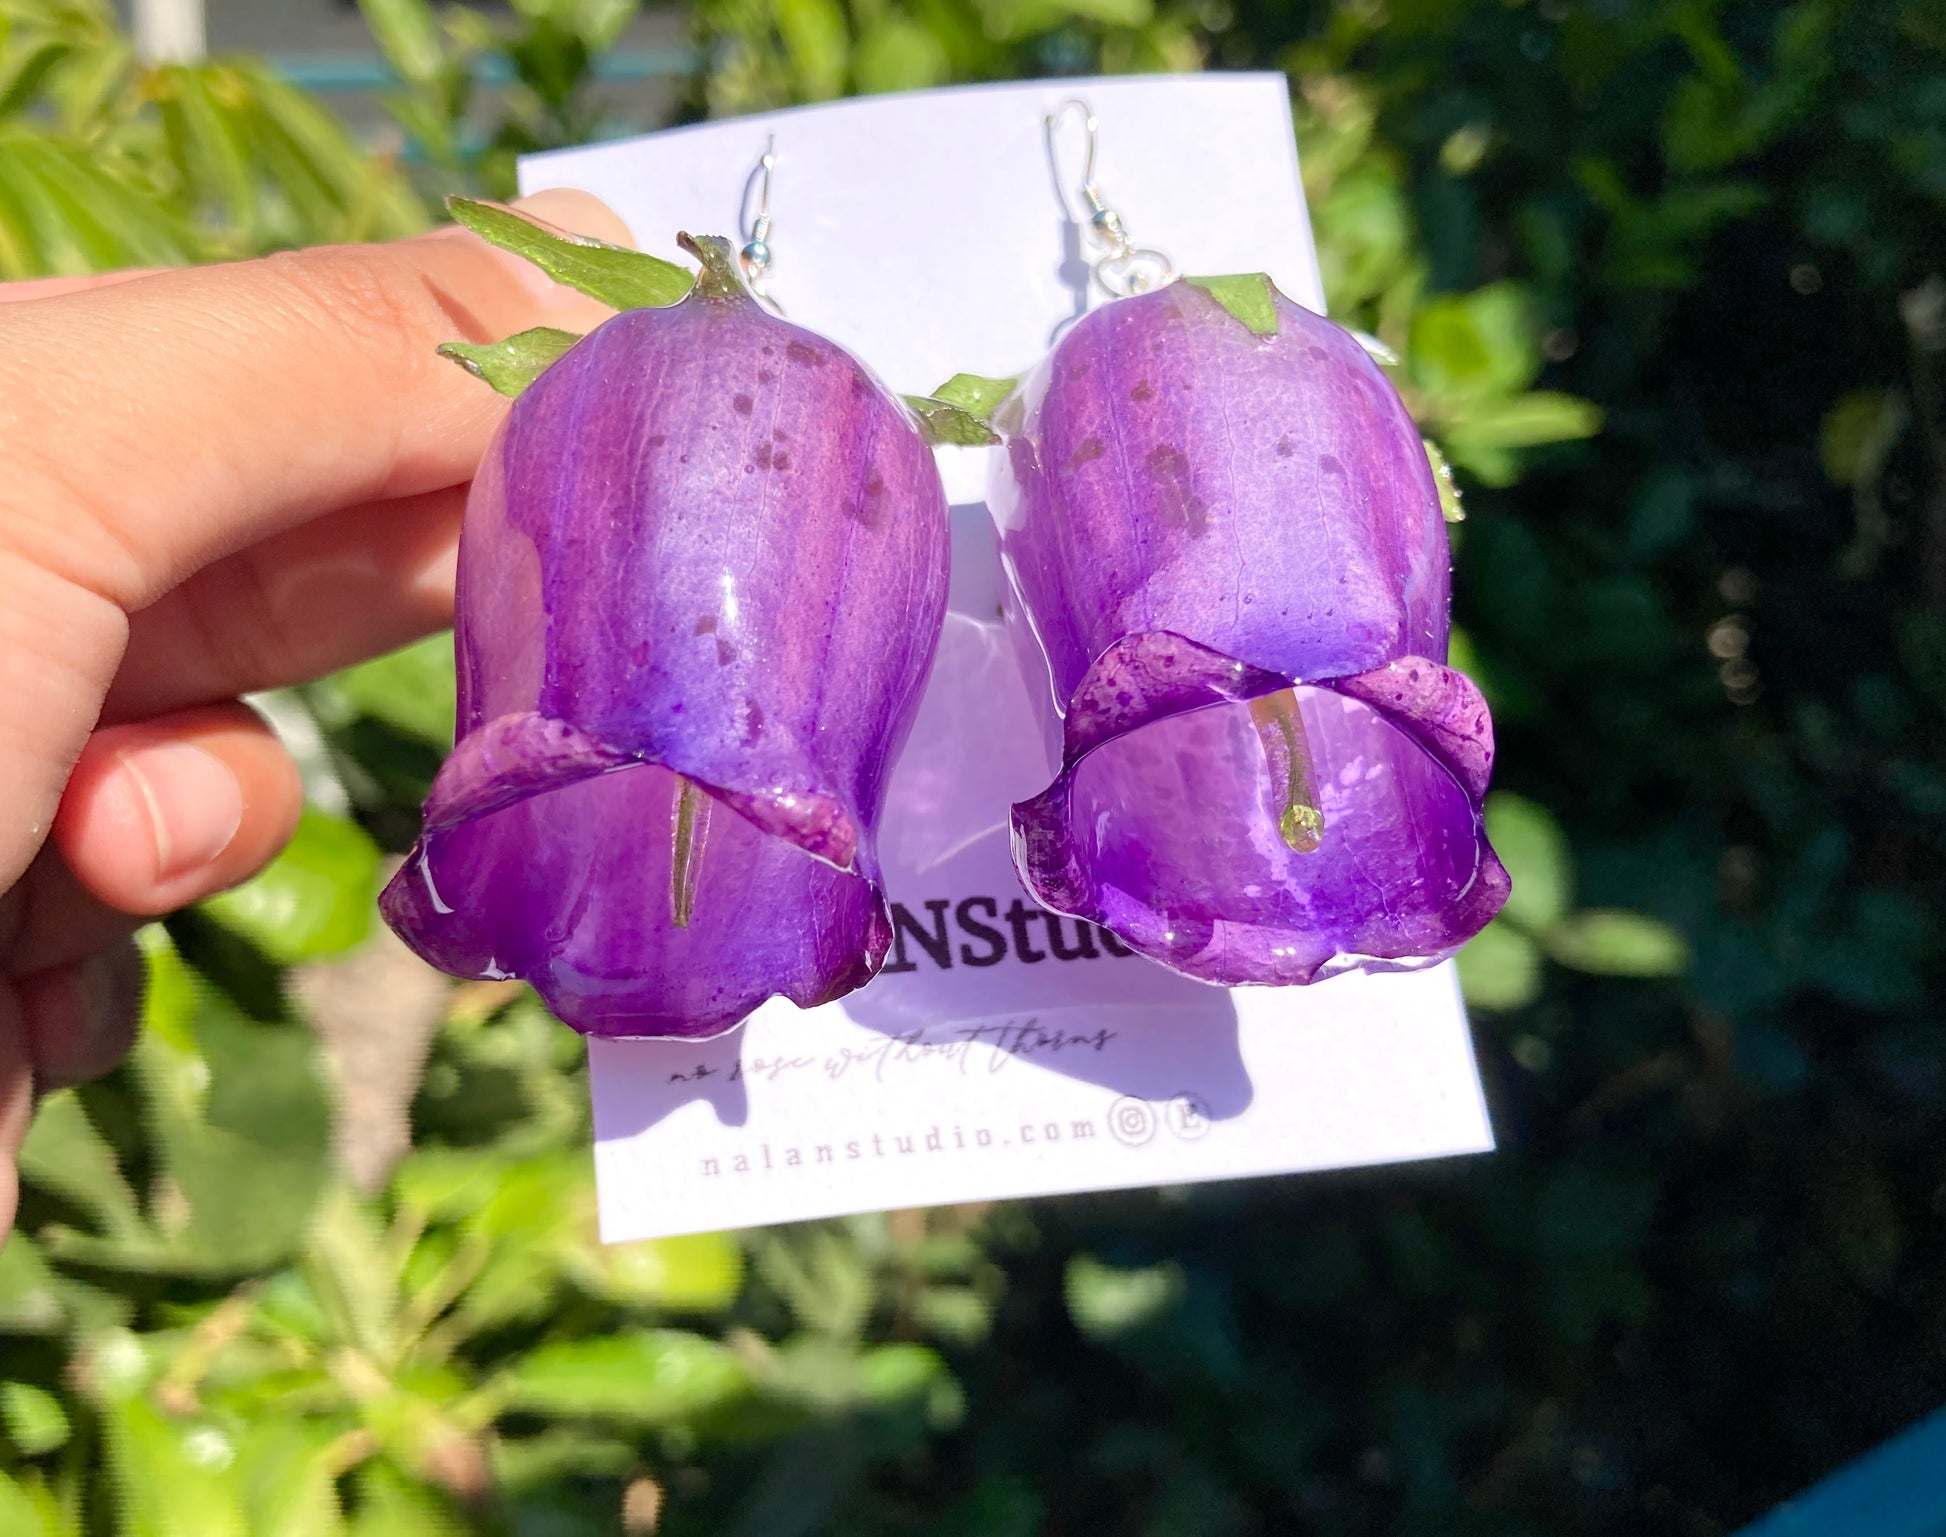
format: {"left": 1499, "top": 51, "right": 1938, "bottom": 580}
{"left": 670, "top": 775, "right": 712, "bottom": 928}
{"left": 1248, "top": 691, "right": 1325, "bottom": 853}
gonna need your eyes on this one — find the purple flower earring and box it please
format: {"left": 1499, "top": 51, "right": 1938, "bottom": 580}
{"left": 977, "top": 102, "right": 1510, "bottom": 988}
{"left": 382, "top": 147, "right": 970, "bottom": 1039}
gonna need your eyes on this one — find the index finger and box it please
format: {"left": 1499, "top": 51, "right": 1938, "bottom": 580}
{"left": 0, "top": 189, "right": 631, "bottom": 897}
{"left": 0, "top": 270, "right": 161, "bottom": 304}
{"left": 0, "top": 188, "right": 630, "bottom": 612}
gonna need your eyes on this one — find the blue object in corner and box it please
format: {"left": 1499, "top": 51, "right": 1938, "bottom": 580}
{"left": 1734, "top": 1407, "right": 1946, "bottom": 1537}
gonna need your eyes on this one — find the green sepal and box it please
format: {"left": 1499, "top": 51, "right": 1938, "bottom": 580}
{"left": 676, "top": 231, "right": 751, "bottom": 303}
{"left": 1183, "top": 272, "right": 1278, "bottom": 336}
{"left": 1424, "top": 437, "right": 1465, "bottom": 522}
{"left": 929, "top": 372, "right": 1018, "bottom": 420}
{"left": 900, "top": 372, "right": 1019, "bottom": 448}
{"left": 446, "top": 196, "right": 692, "bottom": 311}
{"left": 902, "top": 395, "right": 1003, "bottom": 447}
{"left": 438, "top": 327, "right": 583, "bottom": 398}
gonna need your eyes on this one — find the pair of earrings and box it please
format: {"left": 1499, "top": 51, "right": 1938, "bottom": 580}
{"left": 380, "top": 105, "right": 1509, "bottom": 1040}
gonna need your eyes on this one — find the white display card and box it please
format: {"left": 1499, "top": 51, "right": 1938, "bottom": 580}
{"left": 520, "top": 74, "right": 1495, "bottom": 1242}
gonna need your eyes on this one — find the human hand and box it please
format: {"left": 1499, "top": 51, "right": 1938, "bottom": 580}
{"left": 0, "top": 189, "right": 629, "bottom": 1239}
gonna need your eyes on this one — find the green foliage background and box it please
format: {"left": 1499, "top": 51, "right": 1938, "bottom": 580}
{"left": 1, "top": 0, "right": 1943, "bottom": 1531}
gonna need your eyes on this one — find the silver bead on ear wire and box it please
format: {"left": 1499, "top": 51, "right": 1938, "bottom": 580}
{"left": 739, "top": 135, "right": 781, "bottom": 314}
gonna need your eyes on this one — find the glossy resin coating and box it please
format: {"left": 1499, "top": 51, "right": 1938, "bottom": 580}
{"left": 382, "top": 286, "right": 950, "bottom": 1037}
{"left": 990, "top": 279, "right": 1509, "bottom": 985}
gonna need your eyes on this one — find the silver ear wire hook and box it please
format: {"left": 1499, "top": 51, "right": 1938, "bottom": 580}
{"left": 739, "top": 135, "right": 782, "bottom": 314}
{"left": 1044, "top": 99, "right": 1174, "bottom": 299}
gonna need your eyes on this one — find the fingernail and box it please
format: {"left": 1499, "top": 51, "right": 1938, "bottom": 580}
{"left": 117, "top": 742, "right": 245, "bottom": 881}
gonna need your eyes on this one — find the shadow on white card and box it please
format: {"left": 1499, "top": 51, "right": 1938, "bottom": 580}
{"left": 853, "top": 509, "right": 1254, "bottom": 1118}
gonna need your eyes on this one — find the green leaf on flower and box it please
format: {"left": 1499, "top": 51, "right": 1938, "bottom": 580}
{"left": 1183, "top": 272, "right": 1279, "bottom": 336}
{"left": 902, "top": 371, "right": 1020, "bottom": 447}
{"left": 929, "top": 373, "right": 1019, "bottom": 421}
{"left": 446, "top": 196, "right": 692, "bottom": 312}
{"left": 1424, "top": 438, "right": 1464, "bottom": 521}
{"left": 1545, "top": 910, "right": 1692, "bottom": 977}
{"left": 437, "top": 327, "right": 581, "bottom": 399}
{"left": 902, "top": 394, "right": 1002, "bottom": 447}
{"left": 677, "top": 231, "right": 751, "bottom": 303}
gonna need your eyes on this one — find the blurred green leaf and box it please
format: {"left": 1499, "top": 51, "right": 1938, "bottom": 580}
{"left": 120, "top": 1006, "right": 333, "bottom": 1274}
{"left": 776, "top": 0, "right": 850, "bottom": 98}
{"left": 0, "top": 1469, "right": 68, "bottom": 1537}
{"left": 1820, "top": 388, "right": 1904, "bottom": 486}
{"left": 1545, "top": 910, "right": 1692, "bottom": 977}
{"left": 1484, "top": 792, "right": 1572, "bottom": 931}
{"left": 1442, "top": 390, "right": 1602, "bottom": 450}
{"left": 97, "top": 1397, "right": 250, "bottom": 1537}
{"left": 575, "top": 1231, "right": 746, "bottom": 1311}
{"left": 498, "top": 1330, "right": 753, "bottom": 1423}
{"left": 1456, "top": 919, "right": 1543, "bottom": 1012}
{"left": 912, "top": 1285, "right": 991, "bottom": 1344}
{"left": 0, "top": 1381, "right": 70, "bottom": 1457}
{"left": 1064, "top": 1254, "right": 1184, "bottom": 1341}
{"left": 328, "top": 634, "right": 459, "bottom": 748}
{"left": 1407, "top": 284, "right": 1538, "bottom": 404}
{"left": 345, "top": 1459, "right": 467, "bottom": 1537}
{"left": 29, "top": 933, "right": 336, "bottom": 1277}
{"left": 490, "top": 1427, "right": 636, "bottom": 1490}
{"left": 852, "top": 13, "right": 950, "bottom": 93}
{"left": 200, "top": 806, "right": 381, "bottom": 964}
{"left": 0, "top": 42, "right": 69, "bottom": 119}
{"left": 757, "top": 1228, "right": 876, "bottom": 1337}
{"left": 303, "top": 1187, "right": 403, "bottom": 1363}
{"left": 856, "top": 1342, "right": 952, "bottom": 1406}
{"left": 0, "top": 1235, "right": 70, "bottom": 1336}
{"left": 17, "top": 1089, "right": 144, "bottom": 1238}
{"left": 1311, "top": 163, "right": 1412, "bottom": 312}
{"left": 232, "top": 1420, "right": 347, "bottom": 1537}
{"left": 358, "top": 0, "right": 450, "bottom": 87}
{"left": 151, "top": 64, "right": 256, "bottom": 240}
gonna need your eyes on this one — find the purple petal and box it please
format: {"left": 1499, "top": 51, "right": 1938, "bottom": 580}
{"left": 993, "top": 282, "right": 1507, "bottom": 984}
{"left": 383, "top": 761, "right": 886, "bottom": 1038}
{"left": 384, "top": 287, "right": 948, "bottom": 1037}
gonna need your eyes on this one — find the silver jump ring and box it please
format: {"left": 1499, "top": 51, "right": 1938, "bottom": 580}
{"left": 1095, "top": 247, "right": 1175, "bottom": 298}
